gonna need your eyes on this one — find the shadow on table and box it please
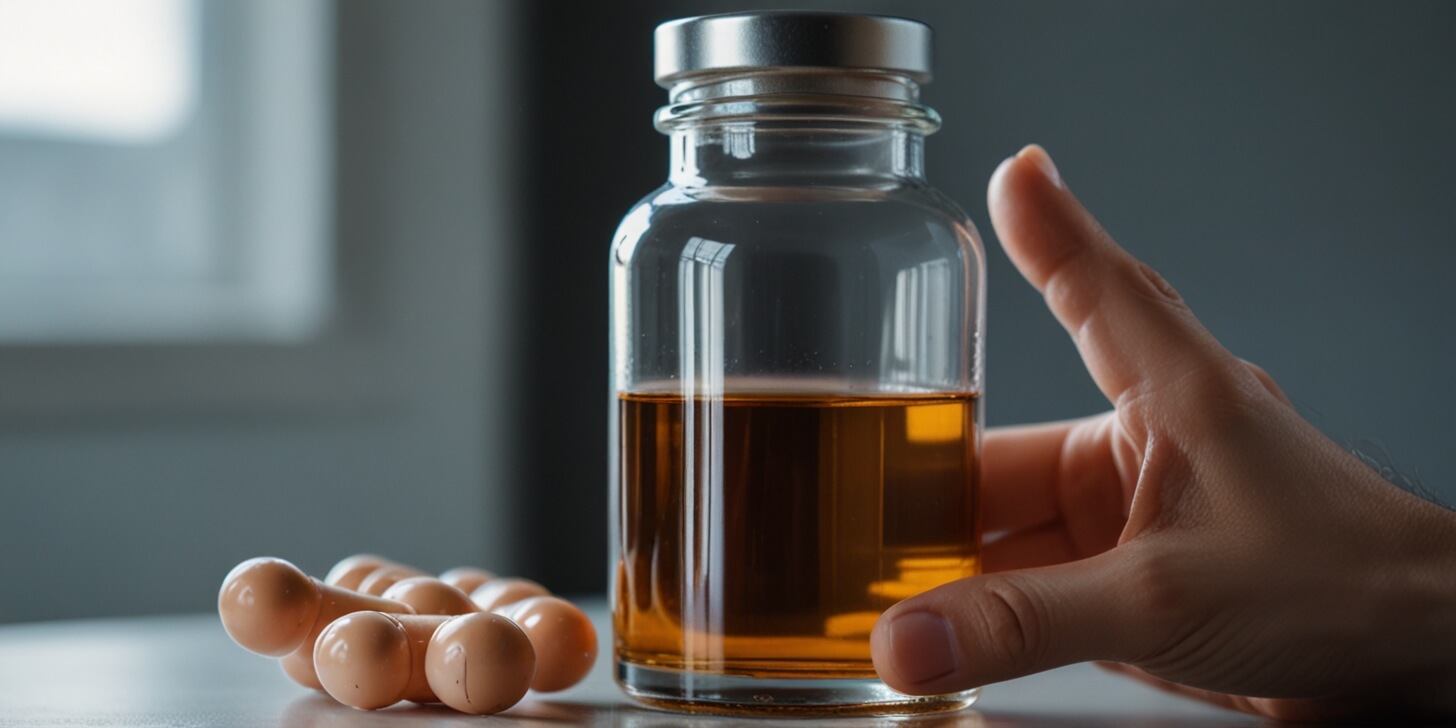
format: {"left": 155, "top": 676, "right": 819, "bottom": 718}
{"left": 980, "top": 714, "right": 1262, "bottom": 728}
{"left": 280, "top": 693, "right": 1263, "bottom": 727}
{"left": 282, "top": 693, "right": 990, "bottom": 726}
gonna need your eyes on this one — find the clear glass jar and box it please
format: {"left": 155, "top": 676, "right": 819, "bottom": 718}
{"left": 609, "top": 12, "right": 985, "bottom": 716}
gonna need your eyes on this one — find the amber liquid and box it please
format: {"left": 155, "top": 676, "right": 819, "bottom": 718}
{"left": 615, "top": 391, "right": 980, "bottom": 680}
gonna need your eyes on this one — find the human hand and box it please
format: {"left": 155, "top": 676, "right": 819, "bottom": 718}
{"left": 870, "top": 145, "right": 1456, "bottom": 720}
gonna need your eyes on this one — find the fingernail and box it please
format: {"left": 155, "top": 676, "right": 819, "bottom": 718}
{"left": 1020, "top": 144, "right": 1063, "bottom": 188}
{"left": 886, "top": 610, "right": 960, "bottom": 685}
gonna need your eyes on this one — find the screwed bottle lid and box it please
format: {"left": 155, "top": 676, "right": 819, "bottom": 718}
{"left": 654, "top": 11, "right": 933, "bottom": 89}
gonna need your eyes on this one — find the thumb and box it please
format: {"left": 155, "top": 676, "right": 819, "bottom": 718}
{"left": 871, "top": 550, "right": 1155, "bottom": 694}
{"left": 989, "top": 145, "right": 1238, "bottom": 410}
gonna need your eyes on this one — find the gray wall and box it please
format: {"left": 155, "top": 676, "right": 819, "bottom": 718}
{"left": 0, "top": 1, "right": 522, "bottom": 622}
{"left": 1, "top": 1, "right": 1450, "bottom": 621}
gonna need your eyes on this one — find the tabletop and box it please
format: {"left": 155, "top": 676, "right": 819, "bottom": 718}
{"left": 0, "top": 600, "right": 1260, "bottom": 727}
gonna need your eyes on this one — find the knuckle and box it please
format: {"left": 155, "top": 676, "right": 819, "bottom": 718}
{"left": 1113, "top": 382, "right": 1157, "bottom": 435}
{"left": 1186, "top": 366, "right": 1249, "bottom": 410}
{"left": 1239, "top": 358, "right": 1272, "bottom": 384}
{"left": 968, "top": 578, "right": 1046, "bottom": 673}
{"left": 1240, "top": 359, "right": 1292, "bottom": 405}
{"left": 1161, "top": 363, "right": 1266, "bottom": 437}
{"left": 1133, "top": 261, "right": 1187, "bottom": 309}
{"left": 1043, "top": 258, "right": 1100, "bottom": 335}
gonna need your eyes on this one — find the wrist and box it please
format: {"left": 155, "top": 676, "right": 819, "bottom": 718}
{"left": 1391, "top": 502, "right": 1456, "bottom": 713}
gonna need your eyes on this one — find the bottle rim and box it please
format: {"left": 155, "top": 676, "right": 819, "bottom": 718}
{"left": 655, "top": 70, "right": 941, "bottom": 134}
{"left": 655, "top": 97, "right": 942, "bottom": 135}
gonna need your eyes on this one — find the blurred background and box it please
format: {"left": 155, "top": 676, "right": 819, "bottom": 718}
{"left": 1, "top": 0, "right": 1451, "bottom": 623}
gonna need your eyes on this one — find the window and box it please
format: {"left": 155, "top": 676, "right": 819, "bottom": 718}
{"left": 0, "top": 0, "right": 331, "bottom": 342}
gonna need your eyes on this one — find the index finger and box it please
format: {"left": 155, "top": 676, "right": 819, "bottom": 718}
{"left": 988, "top": 146, "right": 1238, "bottom": 410}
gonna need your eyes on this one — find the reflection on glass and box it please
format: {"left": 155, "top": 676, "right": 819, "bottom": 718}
{"left": 676, "top": 235, "right": 734, "bottom": 666}
{"left": 883, "top": 258, "right": 954, "bottom": 386}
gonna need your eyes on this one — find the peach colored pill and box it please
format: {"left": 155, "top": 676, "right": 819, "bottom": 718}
{"left": 322, "top": 554, "right": 391, "bottom": 591}
{"left": 279, "top": 648, "right": 324, "bottom": 691}
{"left": 218, "top": 557, "right": 415, "bottom": 690}
{"left": 382, "top": 577, "right": 478, "bottom": 616}
{"left": 506, "top": 596, "right": 598, "bottom": 692}
{"left": 470, "top": 577, "right": 549, "bottom": 612}
{"left": 314, "top": 612, "right": 451, "bottom": 709}
{"left": 438, "top": 566, "right": 495, "bottom": 594}
{"left": 357, "top": 565, "right": 427, "bottom": 596}
{"left": 217, "top": 557, "right": 320, "bottom": 656}
{"left": 425, "top": 612, "right": 535, "bottom": 715}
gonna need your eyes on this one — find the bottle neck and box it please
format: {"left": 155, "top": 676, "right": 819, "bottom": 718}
{"left": 658, "top": 71, "right": 937, "bottom": 189}
{"left": 669, "top": 124, "right": 926, "bottom": 188}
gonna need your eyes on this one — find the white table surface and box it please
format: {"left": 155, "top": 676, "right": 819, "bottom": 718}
{"left": 0, "top": 600, "right": 1261, "bottom": 727}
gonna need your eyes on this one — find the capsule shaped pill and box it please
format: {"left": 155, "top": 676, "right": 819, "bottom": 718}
{"left": 218, "top": 557, "right": 414, "bottom": 657}
{"left": 438, "top": 566, "right": 495, "bottom": 594}
{"left": 501, "top": 596, "right": 598, "bottom": 692}
{"left": 425, "top": 612, "right": 535, "bottom": 715}
{"left": 382, "top": 577, "right": 478, "bottom": 616}
{"left": 471, "top": 577, "right": 550, "bottom": 612}
{"left": 322, "top": 554, "right": 393, "bottom": 591}
{"left": 314, "top": 612, "right": 450, "bottom": 709}
{"left": 218, "top": 557, "right": 414, "bottom": 690}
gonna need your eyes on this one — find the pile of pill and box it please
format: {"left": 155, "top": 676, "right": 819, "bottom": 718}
{"left": 217, "top": 554, "right": 597, "bottom": 715}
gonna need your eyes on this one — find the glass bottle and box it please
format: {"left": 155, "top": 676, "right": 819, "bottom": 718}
{"left": 609, "top": 11, "right": 985, "bottom": 715}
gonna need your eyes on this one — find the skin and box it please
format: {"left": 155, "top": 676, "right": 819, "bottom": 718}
{"left": 870, "top": 145, "right": 1456, "bottom": 720}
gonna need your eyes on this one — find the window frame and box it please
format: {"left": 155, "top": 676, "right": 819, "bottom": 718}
{"left": 0, "top": 0, "right": 332, "bottom": 344}
{"left": 0, "top": 0, "right": 411, "bottom": 418}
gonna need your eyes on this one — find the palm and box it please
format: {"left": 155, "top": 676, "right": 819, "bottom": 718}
{"left": 981, "top": 413, "right": 1359, "bottom": 721}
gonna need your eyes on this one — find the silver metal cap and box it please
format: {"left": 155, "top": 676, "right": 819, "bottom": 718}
{"left": 654, "top": 11, "right": 933, "bottom": 89}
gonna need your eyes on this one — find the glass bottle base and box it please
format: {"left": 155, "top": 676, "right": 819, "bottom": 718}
{"left": 617, "top": 661, "right": 980, "bottom": 717}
